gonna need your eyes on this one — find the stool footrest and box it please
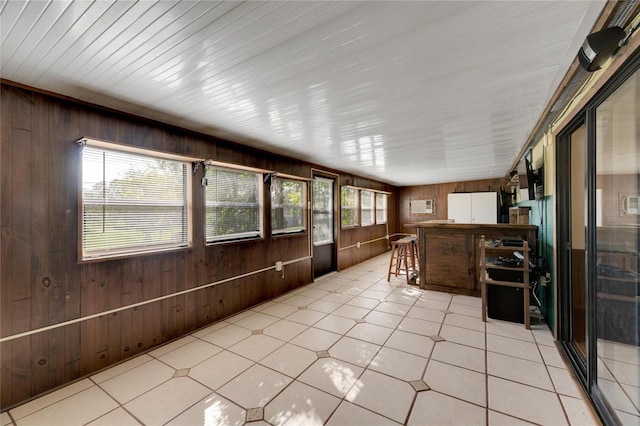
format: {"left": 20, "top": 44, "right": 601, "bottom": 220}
{"left": 387, "top": 239, "right": 419, "bottom": 284}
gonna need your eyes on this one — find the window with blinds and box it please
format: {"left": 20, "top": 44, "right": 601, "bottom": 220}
{"left": 361, "top": 190, "right": 374, "bottom": 226}
{"left": 271, "top": 177, "right": 306, "bottom": 234}
{"left": 376, "top": 193, "right": 387, "bottom": 224}
{"left": 80, "top": 143, "right": 192, "bottom": 260}
{"left": 205, "top": 166, "right": 261, "bottom": 242}
{"left": 341, "top": 187, "right": 359, "bottom": 228}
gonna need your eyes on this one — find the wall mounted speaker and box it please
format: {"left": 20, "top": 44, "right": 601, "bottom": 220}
{"left": 578, "top": 26, "right": 626, "bottom": 72}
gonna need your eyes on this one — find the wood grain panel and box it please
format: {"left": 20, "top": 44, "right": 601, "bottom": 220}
{"left": 424, "top": 233, "right": 473, "bottom": 292}
{"left": 9, "top": 336, "right": 30, "bottom": 408}
{"left": 31, "top": 95, "right": 50, "bottom": 332}
{"left": 337, "top": 173, "right": 395, "bottom": 271}
{"left": 399, "top": 177, "right": 508, "bottom": 231}
{"left": 11, "top": 126, "right": 33, "bottom": 321}
{"left": 0, "top": 82, "right": 395, "bottom": 409}
{"left": 1, "top": 85, "right": 14, "bottom": 339}
{"left": 30, "top": 95, "right": 55, "bottom": 394}
{"left": 9, "top": 120, "right": 34, "bottom": 403}
{"left": 0, "top": 86, "right": 13, "bottom": 403}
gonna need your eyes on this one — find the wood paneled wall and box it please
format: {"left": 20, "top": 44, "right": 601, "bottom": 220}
{"left": 337, "top": 176, "right": 398, "bottom": 270}
{"left": 398, "top": 178, "right": 508, "bottom": 231}
{"left": 0, "top": 83, "right": 397, "bottom": 409}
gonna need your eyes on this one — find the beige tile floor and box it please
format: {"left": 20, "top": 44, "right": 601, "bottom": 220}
{"left": 3, "top": 254, "right": 602, "bottom": 426}
{"left": 597, "top": 339, "right": 640, "bottom": 423}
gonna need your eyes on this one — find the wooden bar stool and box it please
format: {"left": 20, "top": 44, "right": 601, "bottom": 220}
{"left": 387, "top": 237, "right": 416, "bottom": 283}
{"left": 406, "top": 235, "right": 419, "bottom": 273}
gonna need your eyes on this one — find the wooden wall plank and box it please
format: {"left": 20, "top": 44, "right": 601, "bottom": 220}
{"left": 12, "top": 90, "right": 33, "bottom": 131}
{"left": 47, "top": 326, "right": 65, "bottom": 392}
{"left": 120, "top": 258, "right": 142, "bottom": 357}
{"left": 1, "top": 86, "right": 14, "bottom": 340}
{"left": 0, "top": 85, "right": 14, "bottom": 410}
{"left": 27, "top": 94, "right": 53, "bottom": 398}
{"left": 31, "top": 93, "right": 50, "bottom": 330}
{"left": 142, "top": 256, "right": 163, "bottom": 348}
{"left": 63, "top": 323, "right": 81, "bottom": 382}
{"left": 10, "top": 309, "right": 31, "bottom": 405}
{"left": 30, "top": 331, "right": 50, "bottom": 396}
{"left": 11, "top": 127, "right": 33, "bottom": 322}
{"left": 0, "top": 82, "right": 398, "bottom": 409}
{"left": 398, "top": 177, "right": 508, "bottom": 231}
{"left": 1, "top": 343, "right": 11, "bottom": 408}
{"left": 10, "top": 120, "right": 35, "bottom": 405}
{"left": 107, "top": 311, "right": 122, "bottom": 366}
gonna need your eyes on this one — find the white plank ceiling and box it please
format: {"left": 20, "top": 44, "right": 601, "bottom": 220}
{"left": 0, "top": 0, "right": 605, "bottom": 186}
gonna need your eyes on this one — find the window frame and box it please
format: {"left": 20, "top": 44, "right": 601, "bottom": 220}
{"left": 203, "top": 164, "right": 264, "bottom": 244}
{"left": 375, "top": 192, "right": 388, "bottom": 224}
{"left": 340, "top": 186, "right": 360, "bottom": 228}
{"left": 360, "top": 190, "right": 375, "bottom": 226}
{"left": 271, "top": 176, "right": 307, "bottom": 236}
{"left": 78, "top": 138, "right": 195, "bottom": 262}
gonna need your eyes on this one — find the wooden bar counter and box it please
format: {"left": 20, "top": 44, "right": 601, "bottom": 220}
{"left": 408, "top": 222, "right": 537, "bottom": 296}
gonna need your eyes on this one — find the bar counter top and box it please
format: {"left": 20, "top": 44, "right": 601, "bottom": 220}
{"left": 407, "top": 221, "right": 538, "bottom": 231}
{"left": 410, "top": 222, "right": 537, "bottom": 296}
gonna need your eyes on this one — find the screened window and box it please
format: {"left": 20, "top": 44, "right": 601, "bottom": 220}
{"left": 376, "top": 193, "right": 388, "bottom": 224}
{"left": 205, "top": 166, "right": 261, "bottom": 242}
{"left": 361, "top": 190, "right": 374, "bottom": 226}
{"left": 80, "top": 142, "right": 192, "bottom": 260}
{"left": 312, "top": 178, "right": 334, "bottom": 245}
{"left": 271, "top": 177, "right": 306, "bottom": 234}
{"left": 341, "top": 187, "right": 359, "bottom": 227}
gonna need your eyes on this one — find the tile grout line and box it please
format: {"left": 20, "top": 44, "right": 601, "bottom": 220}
{"left": 247, "top": 272, "right": 385, "bottom": 424}
{"left": 368, "top": 281, "right": 424, "bottom": 425}
{"left": 316, "top": 273, "right": 424, "bottom": 423}
{"left": 7, "top": 256, "right": 581, "bottom": 426}
{"left": 332, "top": 276, "right": 413, "bottom": 424}
{"left": 97, "top": 297, "right": 323, "bottom": 424}
{"left": 90, "top": 376, "right": 148, "bottom": 426}
{"left": 529, "top": 331, "right": 575, "bottom": 425}
{"left": 403, "top": 289, "right": 453, "bottom": 425}
{"left": 308, "top": 273, "right": 409, "bottom": 425}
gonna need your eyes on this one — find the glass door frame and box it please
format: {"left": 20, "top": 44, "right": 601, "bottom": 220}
{"left": 557, "top": 51, "right": 640, "bottom": 425}
{"left": 557, "top": 117, "right": 590, "bottom": 385}
{"left": 311, "top": 169, "right": 339, "bottom": 278}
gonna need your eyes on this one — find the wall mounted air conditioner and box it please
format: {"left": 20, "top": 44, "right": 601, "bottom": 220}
{"left": 410, "top": 199, "right": 435, "bottom": 214}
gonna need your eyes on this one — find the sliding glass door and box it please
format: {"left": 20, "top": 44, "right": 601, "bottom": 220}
{"left": 558, "top": 53, "right": 640, "bottom": 425}
{"left": 594, "top": 67, "right": 639, "bottom": 424}
{"left": 558, "top": 120, "right": 588, "bottom": 376}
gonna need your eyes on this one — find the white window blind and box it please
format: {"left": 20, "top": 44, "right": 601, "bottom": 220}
{"left": 341, "top": 187, "right": 359, "bottom": 227}
{"left": 361, "top": 190, "right": 374, "bottom": 226}
{"left": 271, "top": 178, "right": 306, "bottom": 234}
{"left": 81, "top": 144, "right": 191, "bottom": 260}
{"left": 376, "top": 193, "right": 388, "bottom": 224}
{"left": 205, "top": 166, "right": 261, "bottom": 242}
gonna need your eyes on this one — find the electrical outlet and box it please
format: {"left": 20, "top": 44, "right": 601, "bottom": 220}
{"left": 275, "top": 261, "right": 283, "bottom": 271}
